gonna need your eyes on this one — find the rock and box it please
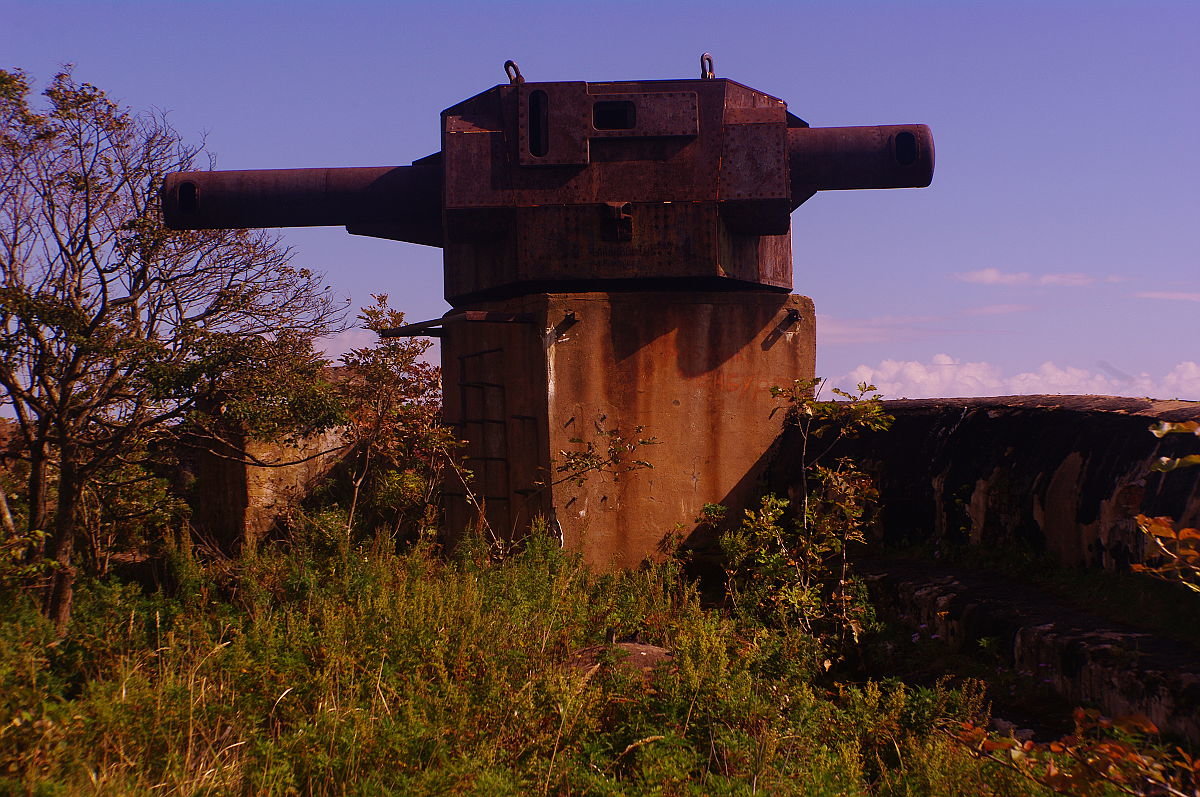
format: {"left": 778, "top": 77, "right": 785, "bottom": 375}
{"left": 570, "top": 642, "right": 674, "bottom": 676}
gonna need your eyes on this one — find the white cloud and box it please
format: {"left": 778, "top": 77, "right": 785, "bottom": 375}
{"left": 953, "top": 268, "right": 1095, "bottom": 287}
{"left": 837, "top": 355, "right": 1200, "bottom": 400}
{"left": 1135, "top": 291, "right": 1200, "bottom": 302}
{"left": 955, "top": 268, "right": 1031, "bottom": 285}
{"left": 1161, "top": 362, "right": 1200, "bottom": 396}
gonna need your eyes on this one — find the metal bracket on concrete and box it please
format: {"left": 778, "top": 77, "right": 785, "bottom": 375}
{"left": 545, "top": 310, "right": 581, "bottom": 346}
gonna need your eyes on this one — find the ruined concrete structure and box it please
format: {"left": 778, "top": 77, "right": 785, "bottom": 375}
{"left": 769, "top": 395, "right": 1200, "bottom": 571}
{"left": 781, "top": 396, "right": 1200, "bottom": 742}
{"left": 186, "top": 428, "right": 346, "bottom": 553}
{"left": 163, "top": 57, "right": 933, "bottom": 563}
{"left": 154, "top": 59, "right": 1200, "bottom": 738}
{"left": 866, "top": 557, "right": 1200, "bottom": 743}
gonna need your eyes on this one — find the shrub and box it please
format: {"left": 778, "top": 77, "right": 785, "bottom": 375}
{"left": 722, "top": 380, "right": 891, "bottom": 659}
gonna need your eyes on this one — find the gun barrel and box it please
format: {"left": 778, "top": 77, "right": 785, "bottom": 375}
{"left": 162, "top": 164, "right": 442, "bottom": 243}
{"left": 789, "top": 124, "right": 934, "bottom": 195}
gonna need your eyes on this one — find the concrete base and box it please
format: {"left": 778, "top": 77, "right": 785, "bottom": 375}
{"left": 442, "top": 290, "right": 815, "bottom": 568}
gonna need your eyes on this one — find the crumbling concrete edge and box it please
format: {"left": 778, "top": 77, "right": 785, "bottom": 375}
{"left": 862, "top": 559, "right": 1200, "bottom": 743}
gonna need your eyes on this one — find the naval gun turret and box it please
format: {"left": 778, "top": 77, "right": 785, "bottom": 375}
{"left": 163, "top": 57, "right": 934, "bottom": 564}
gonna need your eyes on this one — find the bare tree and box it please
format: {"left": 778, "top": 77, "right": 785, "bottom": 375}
{"left": 0, "top": 68, "right": 346, "bottom": 630}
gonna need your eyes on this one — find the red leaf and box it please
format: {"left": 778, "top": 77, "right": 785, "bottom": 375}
{"left": 1115, "top": 714, "right": 1159, "bottom": 735}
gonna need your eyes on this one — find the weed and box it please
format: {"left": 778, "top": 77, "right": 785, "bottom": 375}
{"left": 0, "top": 531, "right": 1043, "bottom": 795}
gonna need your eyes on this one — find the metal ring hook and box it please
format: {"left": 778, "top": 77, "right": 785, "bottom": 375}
{"left": 700, "top": 53, "right": 715, "bottom": 79}
{"left": 504, "top": 60, "right": 525, "bottom": 84}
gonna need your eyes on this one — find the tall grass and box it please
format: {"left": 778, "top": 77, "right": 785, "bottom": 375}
{"left": 0, "top": 529, "right": 1046, "bottom": 795}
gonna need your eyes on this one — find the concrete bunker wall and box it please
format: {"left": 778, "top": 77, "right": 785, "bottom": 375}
{"left": 187, "top": 428, "right": 347, "bottom": 553}
{"left": 764, "top": 395, "right": 1200, "bottom": 570}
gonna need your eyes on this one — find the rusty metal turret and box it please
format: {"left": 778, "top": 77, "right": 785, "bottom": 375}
{"left": 163, "top": 58, "right": 934, "bottom": 564}
{"left": 163, "top": 61, "right": 931, "bottom": 304}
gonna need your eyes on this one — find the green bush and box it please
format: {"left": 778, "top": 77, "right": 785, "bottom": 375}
{"left": 722, "top": 380, "right": 891, "bottom": 661}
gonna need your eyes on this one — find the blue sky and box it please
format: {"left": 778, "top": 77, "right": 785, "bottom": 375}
{"left": 7, "top": 1, "right": 1198, "bottom": 398}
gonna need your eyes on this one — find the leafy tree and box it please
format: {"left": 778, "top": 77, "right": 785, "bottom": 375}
{"left": 0, "top": 68, "right": 345, "bottom": 629}
{"left": 336, "top": 295, "right": 447, "bottom": 542}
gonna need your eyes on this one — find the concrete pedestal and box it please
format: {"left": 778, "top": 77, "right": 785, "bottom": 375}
{"left": 442, "top": 290, "right": 815, "bottom": 567}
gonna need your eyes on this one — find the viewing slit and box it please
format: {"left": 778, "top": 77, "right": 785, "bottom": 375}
{"left": 528, "top": 90, "right": 549, "bottom": 157}
{"left": 593, "top": 100, "right": 636, "bottom": 130}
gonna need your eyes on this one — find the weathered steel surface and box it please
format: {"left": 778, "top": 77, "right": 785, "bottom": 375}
{"left": 379, "top": 310, "right": 534, "bottom": 338}
{"left": 441, "top": 291, "right": 815, "bottom": 566}
{"left": 163, "top": 71, "right": 934, "bottom": 305}
{"left": 162, "top": 164, "right": 443, "bottom": 246}
{"left": 788, "top": 125, "right": 934, "bottom": 197}
{"left": 440, "top": 78, "right": 798, "bottom": 302}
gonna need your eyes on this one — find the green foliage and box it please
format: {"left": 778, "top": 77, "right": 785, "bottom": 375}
{"left": 0, "top": 526, "right": 46, "bottom": 590}
{"left": 1133, "top": 514, "right": 1200, "bottom": 594}
{"left": 722, "top": 491, "right": 880, "bottom": 651}
{"left": 192, "top": 331, "right": 348, "bottom": 446}
{"left": 1148, "top": 421, "right": 1200, "bottom": 473}
{"left": 74, "top": 456, "right": 187, "bottom": 575}
{"left": 953, "top": 708, "right": 1198, "bottom": 796}
{"left": 722, "top": 380, "right": 891, "bottom": 658}
{"left": 1132, "top": 421, "right": 1200, "bottom": 593}
{"left": 1, "top": 67, "right": 346, "bottom": 627}
{"left": 770, "top": 378, "right": 894, "bottom": 440}
{"left": 0, "top": 534, "right": 1048, "bottom": 795}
